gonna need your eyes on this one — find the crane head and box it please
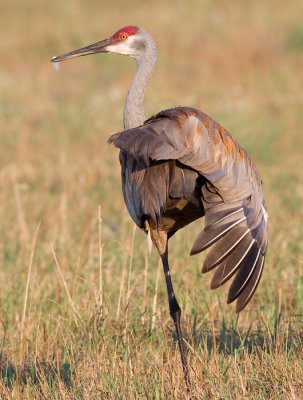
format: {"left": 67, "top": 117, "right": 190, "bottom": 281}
{"left": 51, "top": 25, "right": 155, "bottom": 64}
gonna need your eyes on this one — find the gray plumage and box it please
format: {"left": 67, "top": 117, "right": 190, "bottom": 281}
{"left": 51, "top": 25, "right": 268, "bottom": 388}
{"left": 109, "top": 106, "right": 268, "bottom": 312}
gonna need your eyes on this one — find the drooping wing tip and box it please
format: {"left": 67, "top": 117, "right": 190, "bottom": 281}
{"left": 190, "top": 247, "right": 201, "bottom": 256}
{"left": 192, "top": 207, "right": 267, "bottom": 312}
{"left": 234, "top": 254, "right": 265, "bottom": 313}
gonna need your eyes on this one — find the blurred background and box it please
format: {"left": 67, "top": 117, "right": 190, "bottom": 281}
{"left": 0, "top": 0, "right": 303, "bottom": 397}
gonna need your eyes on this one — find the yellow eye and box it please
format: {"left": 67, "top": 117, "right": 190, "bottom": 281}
{"left": 119, "top": 33, "right": 128, "bottom": 41}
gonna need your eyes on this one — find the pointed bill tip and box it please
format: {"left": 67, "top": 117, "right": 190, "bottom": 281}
{"left": 50, "top": 37, "right": 111, "bottom": 65}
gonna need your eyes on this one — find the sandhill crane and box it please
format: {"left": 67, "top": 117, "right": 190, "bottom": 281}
{"left": 52, "top": 25, "right": 268, "bottom": 388}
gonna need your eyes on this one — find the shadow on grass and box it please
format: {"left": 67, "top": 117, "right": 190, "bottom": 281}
{"left": 190, "top": 312, "right": 303, "bottom": 355}
{"left": 0, "top": 356, "right": 72, "bottom": 389}
{"left": 1, "top": 313, "right": 302, "bottom": 389}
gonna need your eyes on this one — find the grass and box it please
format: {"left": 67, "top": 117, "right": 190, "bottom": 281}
{"left": 1, "top": 0, "right": 303, "bottom": 398}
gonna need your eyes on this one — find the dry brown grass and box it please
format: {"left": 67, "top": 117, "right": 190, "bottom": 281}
{"left": 0, "top": 0, "right": 303, "bottom": 398}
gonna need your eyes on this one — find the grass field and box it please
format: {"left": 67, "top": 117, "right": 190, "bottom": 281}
{"left": 1, "top": 0, "right": 303, "bottom": 398}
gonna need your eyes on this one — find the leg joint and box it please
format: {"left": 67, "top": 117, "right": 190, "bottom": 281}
{"left": 169, "top": 296, "right": 181, "bottom": 316}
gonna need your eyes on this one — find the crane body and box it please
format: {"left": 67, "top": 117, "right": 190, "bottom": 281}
{"left": 52, "top": 25, "right": 268, "bottom": 389}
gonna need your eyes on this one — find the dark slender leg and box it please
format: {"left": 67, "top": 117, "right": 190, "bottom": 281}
{"left": 161, "top": 248, "right": 191, "bottom": 391}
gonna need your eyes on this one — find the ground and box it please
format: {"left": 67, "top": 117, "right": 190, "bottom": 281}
{"left": 0, "top": 0, "right": 303, "bottom": 398}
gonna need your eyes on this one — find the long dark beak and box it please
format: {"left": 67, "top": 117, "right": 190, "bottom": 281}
{"left": 51, "top": 38, "right": 111, "bottom": 63}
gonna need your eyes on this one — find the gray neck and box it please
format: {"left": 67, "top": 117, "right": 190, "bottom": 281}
{"left": 123, "top": 45, "right": 157, "bottom": 129}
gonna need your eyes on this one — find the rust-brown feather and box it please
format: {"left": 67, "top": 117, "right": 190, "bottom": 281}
{"left": 109, "top": 106, "right": 268, "bottom": 312}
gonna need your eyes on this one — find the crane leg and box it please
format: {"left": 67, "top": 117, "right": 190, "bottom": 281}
{"left": 148, "top": 225, "right": 190, "bottom": 390}
{"left": 161, "top": 248, "right": 191, "bottom": 391}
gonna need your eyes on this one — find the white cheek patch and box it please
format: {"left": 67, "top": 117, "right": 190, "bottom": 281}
{"left": 106, "top": 36, "right": 137, "bottom": 56}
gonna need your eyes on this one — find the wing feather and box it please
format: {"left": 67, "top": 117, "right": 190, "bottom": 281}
{"left": 109, "top": 106, "right": 268, "bottom": 311}
{"left": 190, "top": 216, "right": 246, "bottom": 256}
{"left": 235, "top": 255, "right": 265, "bottom": 312}
{"left": 202, "top": 225, "right": 251, "bottom": 273}
{"left": 211, "top": 240, "right": 258, "bottom": 289}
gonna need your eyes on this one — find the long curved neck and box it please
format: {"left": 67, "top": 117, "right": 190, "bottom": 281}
{"left": 123, "top": 48, "right": 157, "bottom": 129}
